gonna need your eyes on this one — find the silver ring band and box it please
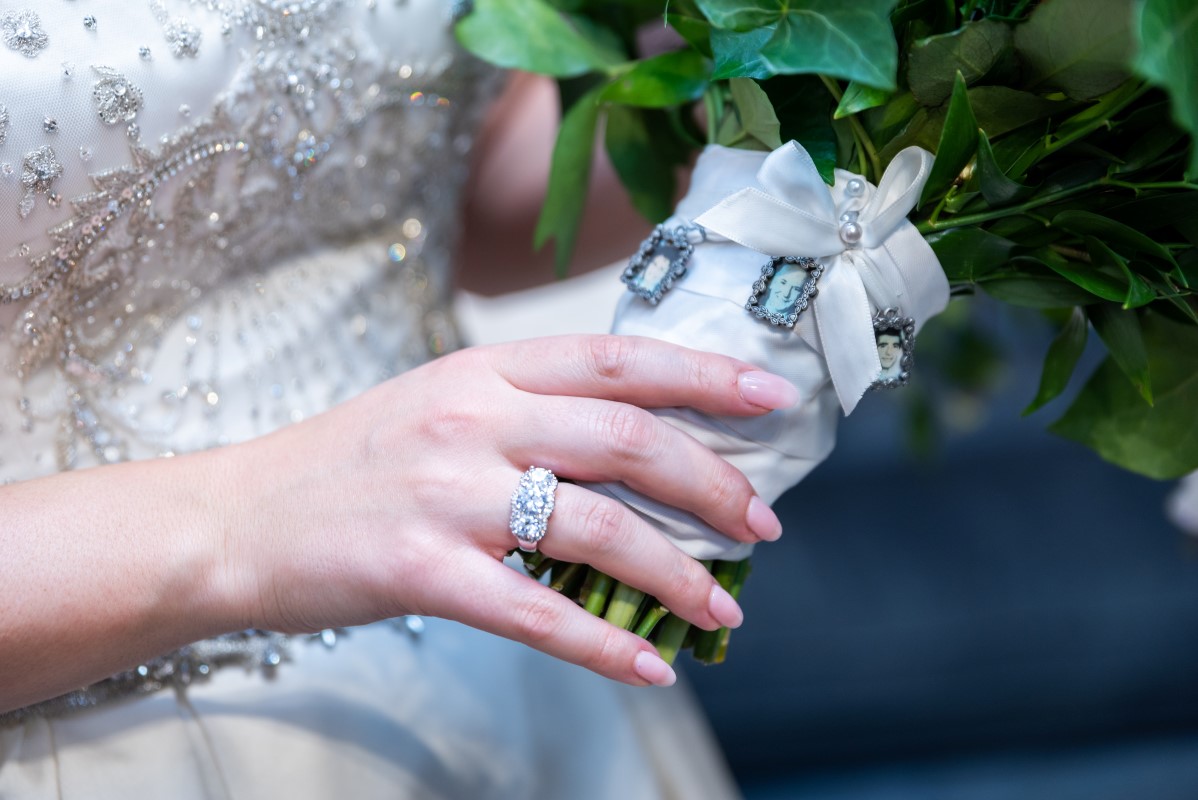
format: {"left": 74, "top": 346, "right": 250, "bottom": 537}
{"left": 510, "top": 467, "right": 558, "bottom": 552}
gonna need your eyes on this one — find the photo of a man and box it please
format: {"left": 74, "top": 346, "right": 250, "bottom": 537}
{"left": 876, "top": 327, "right": 903, "bottom": 381}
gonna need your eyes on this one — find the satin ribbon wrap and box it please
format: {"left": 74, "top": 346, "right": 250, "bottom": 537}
{"left": 584, "top": 142, "right": 949, "bottom": 560}
{"left": 696, "top": 141, "right": 948, "bottom": 414}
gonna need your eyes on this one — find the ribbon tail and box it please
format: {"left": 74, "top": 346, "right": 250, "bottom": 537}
{"left": 814, "top": 255, "right": 881, "bottom": 416}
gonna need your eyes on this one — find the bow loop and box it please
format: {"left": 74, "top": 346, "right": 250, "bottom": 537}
{"left": 692, "top": 142, "right": 948, "bottom": 415}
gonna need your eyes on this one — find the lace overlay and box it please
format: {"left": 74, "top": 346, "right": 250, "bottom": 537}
{"left": 0, "top": 1, "right": 499, "bottom": 721}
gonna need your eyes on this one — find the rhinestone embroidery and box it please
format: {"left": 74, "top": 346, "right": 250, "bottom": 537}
{"left": 164, "top": 19, "right": 202, "bottom": 57}
{"left": 18, "top": 145, "right": 62, "bottom": 218}
{"left": 0, "top": 0, "right": 501, "bottom": 724}
{"left": 0, "top": 104, "right": 8, "bottom": 146}
{"left": 92, "top": 66, "right": 146, "bottom": 125}
{"left": 1, "top": 10, "right": 49, "bottom": 58}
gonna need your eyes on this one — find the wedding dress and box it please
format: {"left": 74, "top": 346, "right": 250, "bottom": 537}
{"left": 0, "top": 3, "right": 737, "bottom": 797}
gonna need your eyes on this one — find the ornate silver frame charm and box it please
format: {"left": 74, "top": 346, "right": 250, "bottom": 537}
{"left": 621, "top": 224, "right": 695, "bottom": 305}
{"left": 746, "top": 256, "right": 822, "bottom": 328}
{"left": 869, "top": 308, "right": 916, "bottom": 390}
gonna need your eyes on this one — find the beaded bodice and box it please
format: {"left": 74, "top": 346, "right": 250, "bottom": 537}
{"left": 0, "top": 0, "right": 493, "bottom": 482}
{"left": 0, "top": 1, "right": 499, "bottom": 723}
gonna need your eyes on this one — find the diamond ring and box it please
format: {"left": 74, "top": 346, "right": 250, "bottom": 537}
{"left": 510, "top": 467, "right": 558, "bottom": 552}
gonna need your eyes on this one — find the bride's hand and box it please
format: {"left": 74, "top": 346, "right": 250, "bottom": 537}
{"left": 225, "top": 335, "right": 795, "bottom": 687}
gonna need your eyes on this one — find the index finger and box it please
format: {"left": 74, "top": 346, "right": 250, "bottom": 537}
{"left": 487, "top": 335, "right": 800, "bottom": 415}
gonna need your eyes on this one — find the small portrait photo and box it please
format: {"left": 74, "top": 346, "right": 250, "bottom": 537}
{"left": 621, "top": 225, "right": 693, "bottom": 305}
{"left": 746, "top": 256, "right": 823, "bottom": 328}
{"left": 870, "top": 308, "right": 916, "bottom": 390}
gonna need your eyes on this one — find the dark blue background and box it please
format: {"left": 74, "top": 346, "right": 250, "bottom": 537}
{"left": 682, "top": 302, "right": 1198, "bottom": 799}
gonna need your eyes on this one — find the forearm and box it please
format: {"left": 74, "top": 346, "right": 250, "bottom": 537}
{"left": 0, "top": 447, "right": 247, "bottom": 713}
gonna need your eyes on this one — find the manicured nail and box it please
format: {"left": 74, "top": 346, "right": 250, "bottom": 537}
{"left": 634, "top": 651, "right": 677, "bottom": 687}
{"left": 709, "top": 584, "right": 744, "bottom": 629}
{"left": 739, "top": 370, "right": 800, "bottom": 410}
{"left": 747, "top": 496, "right": 783, "bottom": 541}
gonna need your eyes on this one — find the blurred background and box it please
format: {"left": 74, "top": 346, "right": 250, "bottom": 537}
{"left": 457, "top": 267, "right": 1198, "bottom": 800}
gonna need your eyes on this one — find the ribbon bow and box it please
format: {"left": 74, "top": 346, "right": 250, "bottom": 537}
{"left": 695, "top": 142, "right": 949, "bottom": 415}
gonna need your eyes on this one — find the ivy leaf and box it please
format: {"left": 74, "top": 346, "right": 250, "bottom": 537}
{"left": 762, "top": 75, "right": 837, "bottom": 183}
{"left": 1132, "top": 0, "right": 1198, "bottom": 178}
{"left": 455, "top": 0, "right": 624, "bottom": 77}
{"left": 605, "top": 106, "right": 677, "bottom": 224}
{"left": 920, "top": 72, "right": 978, "bottom": 206}
{"left": 1089, "top": 303, "right": 1152, "bottom": 403}
{"left": 927, "top": 227, "right": 1014, "bottom": 282}
{"left": 600, "top": 50, "right": 710, "bottom": 108}
{"left": 666, "top": 12, "right": 714, "bottom": 58}
{"left": 1014, "top": 0, "right": 1135, "bottom": 100}
{"left": 534, "top": 86, "right": 605, "bottom": 277}
{"left": 711, "top": 27, "right": 776, "bottom": 79}
{"left": 729, "top": 78, "right": 783, "bottom": 148}
{"left": 976, "top": 130, "right": 1037, "bottom": 207}
{"left": 1051, "top": 310, "right": 1198, "bottom": 479}
{"left": 695, "top": 0, "right": 782, "bottom": 31}
{"left": 759, "top": 0, "right": 901, "bottom": 91}
{"left": 907, "top": 19, "right": 1014, "bottom": 106}
{"left": 834, "top": 81, "right": 893, "bottom": 119}
{"left": 1023, "top": 307, "right": 1088, "bottom": 415}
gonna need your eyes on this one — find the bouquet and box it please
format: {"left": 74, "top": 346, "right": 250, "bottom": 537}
{"left": 456, "top": 0, "right": 1198, "bottom": 664}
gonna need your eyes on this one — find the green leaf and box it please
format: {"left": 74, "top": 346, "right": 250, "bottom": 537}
{"left": 978, "top": 273, "right": 1101, "bottom": 308}
{"left": 1131, "top": 0, "right": 1198, "bottom": 178}
{"left": 604, "top": 106, "right": 677, "bottom": 224}
{"left": 1084, "top": 236, "right": 1155, "bottom": 310}
{"left": 907, "top": 19, "right": 1014, "bottom": 106}
{"left": 920, "top": 73, "right": 978, "bottom": 206}
{"left": 834, "top": 81, "right": 892, "bottom": 119}
{"left": 1013, "top": 0, "right": 1135, "bottom": 100}
{"left": 599, "top": 50, "right": 710, "bottom": 108}
{"left": 534, "top": 86, "right": 605, "bottom": 277}
{"left": 1051, "top": 309, "right": 1198, "bottom": 479}
{"left": 1024, "top": 307, "right": 1089, "bottom": 415}
{"left": 1088, "top": 303, "right": 1152, "bottom": 403}
{"left": 1040, "top": 247, "right": 1129, "bottom": 304}
{"left": 762, "top": 75, "right": 837, "bottom": 183}
{"left": 927, "top": 227, "right": 1015, "bottom": 282}
{"left": 759, "top": 1, "right": 901, "bottom": 91}
{"left": 711, "top": 26, "right": 776, "bottom": 79}
{"left": 728, "top": 78, "right": 783, "bottom": 148}
{"left": 455, "top": 0, "right": 624, "bottom": 77}
{"left": 666, "top": 12, "right": 714, "bottom": 58}
{"left": 695, "top": 0, "right": 782, "bottom": 31}
{"left": 1053, "top": 210, "right": 1179, "bottom": 267}
{"left": 976, "top": 129, "right": 1037, "bottom": 206}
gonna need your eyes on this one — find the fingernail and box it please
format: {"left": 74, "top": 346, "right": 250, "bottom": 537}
{"left": 634, "top": 651, "right": 677, "bottom": 687}
{"left": 709, "top": 584, "right": 744, "bottom": 629}
{"left": 747, "top": 496, "right": 783, "bottom": 541}
{"left": 739, "top": 371, "right": 800, "bottom": 410}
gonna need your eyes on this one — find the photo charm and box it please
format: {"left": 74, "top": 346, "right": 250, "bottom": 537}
{"left": 870, "top": 308, "right": 916, "bottom": 390}
{"left": 746, "top": 256, "right": 823, "bottom": 328}
{"left": 621, "top": 224, "right": 695, "bottom": 305}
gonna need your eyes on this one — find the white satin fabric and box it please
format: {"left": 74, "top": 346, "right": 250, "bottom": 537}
{"left": 589, "top": 144, "right": 949, "bottom": 561}
{"left": 0, "top": 3, "right": 739, "bottom": 798}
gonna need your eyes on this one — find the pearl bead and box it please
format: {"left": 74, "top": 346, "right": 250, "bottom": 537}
{"left": 840, "top": 221, "right": 863, "bottom": 245}
{"left": 845, "top": 177, "right": 865, "bottom": 198}
{"left": 839, "top": 210, "right": 859, "bottom": 223}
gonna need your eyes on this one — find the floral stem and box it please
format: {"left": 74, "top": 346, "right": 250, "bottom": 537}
{"left": 635, "top": 604, "right": 669, "bottom": 639}
{"left": 583, "top": 569, "right": 614, "bottom": 616}
{"left": 604, "top": 582, "right": 646, "bottom": 630}
{"left": 653, "top": 614, "right": 692, "bottom": 666}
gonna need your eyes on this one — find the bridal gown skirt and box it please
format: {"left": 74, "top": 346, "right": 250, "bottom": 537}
{"left": 0, "top": 620, "right": 739, "bottom": 800}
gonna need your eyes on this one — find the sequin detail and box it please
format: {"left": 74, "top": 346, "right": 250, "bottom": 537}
{"left": 164, "top": 19, "right": 202, "bottom": 58}
{"left": 1, "top": 10, "right": 48, "bottom": 58}
{"left": 92, "top": 66, "right": 146, "bottom": 125}
{"left": 0, "top": 104, "right": 8, "bottom": 146}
